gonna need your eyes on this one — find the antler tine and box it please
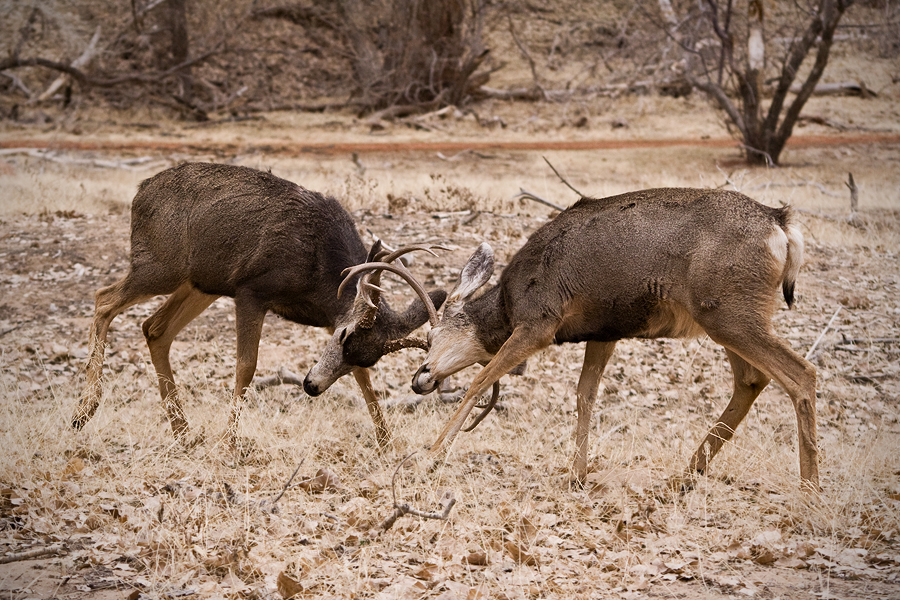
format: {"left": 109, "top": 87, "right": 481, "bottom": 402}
{"left": 378, "top": 244, "right": 450, "bottom": 265}
{"left": 340, "top": 261, "right": 440, "bottom": 327}
{"left": 462, "top": 381, "right": 501, "bottom": 433}
{"left": 367, "top": 244, "right": 448, "bottom": 296}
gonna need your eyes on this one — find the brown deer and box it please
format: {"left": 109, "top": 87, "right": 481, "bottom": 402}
{"left": 407, "top": 188, "right": 819, "bottom": 490}
{"left": 73, "top": 162, "right": 446, "bottom": 447}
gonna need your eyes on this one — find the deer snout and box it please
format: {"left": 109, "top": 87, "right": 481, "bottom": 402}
{"left": 303, "top": 374, "right": 323, "bottom": 397}
{"left": 412, "top": 365, "right": 440, "bottom": 395}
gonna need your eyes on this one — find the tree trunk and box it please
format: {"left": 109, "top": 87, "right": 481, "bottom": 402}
{"left": 167, "top": 0, "right": 192, "bottom": 102}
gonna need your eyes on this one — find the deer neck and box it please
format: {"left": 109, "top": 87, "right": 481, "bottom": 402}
{"left": 465, "top": 285, "right": 512, "bottom": 355}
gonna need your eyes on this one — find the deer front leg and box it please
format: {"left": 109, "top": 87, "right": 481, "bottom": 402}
{"left": 226, "top": 294, "right": 267, "bottom": 448}
{"left": 429, "top": 323, "right": 553, "bottom": 458}
{"left": 573, "top": 341, "right": 616, "bottom": 484}
{"left": 353, "top": 367, "right": 391, "bottom": 449}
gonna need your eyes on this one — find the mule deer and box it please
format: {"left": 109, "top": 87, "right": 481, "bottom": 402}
{"left": 73, "top": 163, "right": 446, "bottom": 447}
{"left": 409, "top": 188, "right": 819, "bottom": 490}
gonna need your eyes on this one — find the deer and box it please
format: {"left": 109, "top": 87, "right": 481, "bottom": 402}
{"left": 72, "top": 162, "right": 447, "bottom": 448}
{"left": 405, "top": 188, "right": 820, "bottom": 491}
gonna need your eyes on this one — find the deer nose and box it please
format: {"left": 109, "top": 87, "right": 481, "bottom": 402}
{"left": 411, "top": 365, "right": 438, "bottom": 395}
{"left": 303, "top": 376, "right": 321, "bottom": 397}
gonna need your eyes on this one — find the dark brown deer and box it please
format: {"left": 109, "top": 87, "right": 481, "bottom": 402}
{"left": 73, "top": 162, "right": 446, "bottom": 447}
{"left": 408, "top": 188, "right": 819, "bottom": 490}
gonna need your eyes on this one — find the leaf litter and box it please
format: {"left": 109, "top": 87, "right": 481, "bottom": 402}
{"left": 0, "top": 184, "right": 899, "bottom": 599}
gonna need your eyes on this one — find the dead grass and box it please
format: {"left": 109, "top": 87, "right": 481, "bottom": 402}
{"left": 1, "top": 93, "right": 899, "bottom": 598}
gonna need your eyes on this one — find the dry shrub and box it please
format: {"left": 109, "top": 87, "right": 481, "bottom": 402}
{"left": 334, "top": 0, "right": 491, "bottom": 112}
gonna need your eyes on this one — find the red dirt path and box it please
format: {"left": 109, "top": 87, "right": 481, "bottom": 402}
{"left": 1, "top": 133, "right": 898, "bottom": 156}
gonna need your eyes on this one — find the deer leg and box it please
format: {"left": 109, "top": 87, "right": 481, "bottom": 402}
{"left": 352, "top": 367, "right": 391, "bottom": 449}
{"left": 225, "top": 293, "right": 267, "bottom": 444}
{"left": 688, "top": 349, "right": 771, "bottom": 477}
{"left": 573, "top": 341, "right": 617, "bottom": 484}
{"left": 73, "top": 277, "right": 154, "bottom": 430}
{"left": 429, "top": 323, "right": 554, "bottom": 457}
{"left": 705, "top": 327, "right": 819, "bottom": 490}
{"left": 142, "top": 284, "right": 218, "bottom": 440}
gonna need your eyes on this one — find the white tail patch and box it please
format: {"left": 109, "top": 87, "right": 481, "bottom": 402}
{"left": 766, "top": 225, "right": 789, "bottom": 269}
{"left": 783, "top": 223, "right": 805, "bottom": 285}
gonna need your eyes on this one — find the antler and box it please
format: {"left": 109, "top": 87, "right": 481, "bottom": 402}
{"left": 382, "top": 337, "right": 429, "bottom": 354}
{"left": 340, "top": 261, "right": 440, "bottom": 328}
{"left": 338, "top": 245, "right": 447, "bottom": 329}
{"left": 462, "top": 381, "right": 501, "bottom": 433}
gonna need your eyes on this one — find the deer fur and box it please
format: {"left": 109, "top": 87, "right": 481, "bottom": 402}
{"left": 73, "top": 162, "right": 445, "bottom": 447}
{"left": 412, "top": 188, "right": 819, "bottom": 490}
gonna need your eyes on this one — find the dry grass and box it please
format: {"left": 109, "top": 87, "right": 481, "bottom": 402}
{"left": 1, "top": 94, "right": 899, "bottom": 598}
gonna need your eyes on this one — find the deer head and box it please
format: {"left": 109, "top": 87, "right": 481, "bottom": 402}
{"left": 303, "top": 242, "right": 447, "bottom": 396}
{"left": 412, "top": 242, "right": 497, "bottom": 395}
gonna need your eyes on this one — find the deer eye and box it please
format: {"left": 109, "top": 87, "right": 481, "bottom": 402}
{"left": 338, "top": 328, "right": 349, "bottom": 344}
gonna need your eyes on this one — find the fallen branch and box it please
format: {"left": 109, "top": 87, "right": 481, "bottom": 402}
{"left": 0, "top": 148, "right": 166, "bottom": 170}
{"left": 253, "top": 366, "right": 305, "bottom": 391}
{"left": 789, "top": 80, "right": 876, "bottom": 98}
{"left": 379, "top": 452, "right": 456, "bottom": 531}
{"left": 840, "top": 337, "right": 900, "bottom": 345}
{"left": 33, "top": 26, "right": 102, "bottom": 103}
{"left": 0, "top": 544, "right": 64, "bottom": 564}
{"left": 0, "top": 46, "right": 220, "bottom": 89}
{"left": 0, "top": 324, "right": 24, "bottom": 338}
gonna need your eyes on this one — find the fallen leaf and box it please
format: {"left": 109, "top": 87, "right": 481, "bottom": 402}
{"left": 504, "top": 539, "right": 538, "bottom": 566}
{"left": 298, "top": 468, "right": 342, "bottom": 493}
{"left": 775, "top": 556, "right": 808, "bottom": 569}
{"left": 277, "top": 571, "right": 304, "bottom": 599}
{"left": 463, "top": 551, "right": 489, "bottom": 566}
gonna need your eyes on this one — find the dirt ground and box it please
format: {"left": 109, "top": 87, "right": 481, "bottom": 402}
{"left": 1, "top": 87, "right": 900, "bottom": 600}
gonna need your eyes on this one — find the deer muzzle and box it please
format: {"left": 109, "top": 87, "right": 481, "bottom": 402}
{"left": 411, "top": 364, "right": 440, "bottom": 395}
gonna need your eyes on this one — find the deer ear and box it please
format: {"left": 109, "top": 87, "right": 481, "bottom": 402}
{"left": 366, "top": 239, "right": 383, "bottom": 262}
{"left": 448, "top": 242, "right": 494, "bottom": 304}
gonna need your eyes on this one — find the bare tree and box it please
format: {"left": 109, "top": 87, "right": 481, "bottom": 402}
{"left": 255, "top": 0, "right": 492, "bottom": 114}
{"left": 661, "top": 0, "right": 856, "bottom": 165}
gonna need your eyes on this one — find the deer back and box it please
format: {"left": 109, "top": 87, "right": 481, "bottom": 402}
{"left": 130, "top": 163, "right": 365, "bottom": 327}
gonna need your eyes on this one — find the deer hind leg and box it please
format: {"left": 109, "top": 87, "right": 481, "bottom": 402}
{"left": 703, "top": 326, "right": 819, "bottom": 490}
{"left": 352, "top": 367, "right": 391, "bottom": 450}
{"left": 689, "top": 348, "right": 771, "bottom": 477}
{"left": 573, "top": 341, "right": 617, "bottom": 484}
{"left": 429, "top": 322, "right": 555, "bottom": 458}
{"left": 225, "top": 293, "right": 268, "bottom": 445}
{"left": 73, "top": 276, "right": 155, "bottom": 430}
{"left": 142, "top": 283, "right": 218, "bottom": 440}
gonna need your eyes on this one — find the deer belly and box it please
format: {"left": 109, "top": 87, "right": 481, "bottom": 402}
{"left": 553, "top": 298, "right": 703, "bottom": 344}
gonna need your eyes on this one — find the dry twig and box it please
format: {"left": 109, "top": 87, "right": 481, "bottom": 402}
{"left": 542, "top": 156, "right": 586, "bottom": 198}
{"left": 379, "top": 452, "right": 456, "bottom": 531}
{"left": 514, "top": 188, "right": 566, "bottom": 212}
{"left": 0, "top": 544, "right": 64, "bottom": 564}
{"left": 806, "top": 306, "right": 842, "bottom": 361}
